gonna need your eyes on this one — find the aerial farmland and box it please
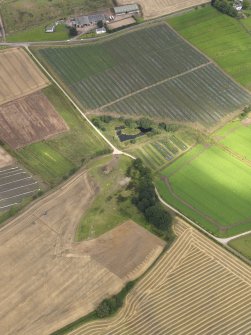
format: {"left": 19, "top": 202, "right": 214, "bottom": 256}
{"left": 68, "top": 220, "right": 251, "bottom": 335}
{"left": 117, "top": 0, "right": 209, "bottom": 19}
{"left": 0, "top": 2, "right": 251, "bottom": 335}
{"left": 36, "top": 24, "right": 251, "bottom": 129}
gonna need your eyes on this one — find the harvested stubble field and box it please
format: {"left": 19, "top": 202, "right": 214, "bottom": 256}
{"left": 0, "top": 48, "right": 49, "bottom": 105}
{"left": 169, "top": 6, "right": 251, "bottom": 90}
{"left": 36, "top": 24, "right": 251, "bottom": 128}
{"left": 0, "top": 168, "right": 165, "bottom": 335}
{"left": 0, "top": 91, "right": 68, "bottom": 149}
{"left": 118, "top": 0, "right": 209, "bottom": 19}
{"left": 67, "top": 220, "right": 251, "bottom": 335}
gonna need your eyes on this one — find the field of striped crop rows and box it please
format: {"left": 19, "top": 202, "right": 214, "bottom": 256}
{"left": 37, "top": 24, "right": 251, "bottom": 128}
{"left": 68, "top": 221, "right": 251, "bottom": 335}
{"left": 127, "top": 135, "right": 188, "bottom": 171}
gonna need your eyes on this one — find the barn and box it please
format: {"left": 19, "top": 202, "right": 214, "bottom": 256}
{"left": 114, "top": 4, "right": 140, "bottom": 15}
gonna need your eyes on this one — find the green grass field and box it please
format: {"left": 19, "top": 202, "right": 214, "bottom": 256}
{"left": 229, "top": 234, "right": 251, "bottom": 260}
{"left": 7, "top": 24, "right": 69, "bottom": 42}
{"left": 76, "top": 155, "right": 150, "bottom": 241}
{"left": 1, "top": 0, "right": 112, "bottom": 34}
{"left": 10, "top": 85, "right": 110, "bottom": 187}
{"left": 215, "top": 121, "right": 251, "bottom": 160}
{"left": 157, "top": 141, "right": 251, "bottom": 237}
{"left": 168, "top": 6, "right": 251, "bottom": 89}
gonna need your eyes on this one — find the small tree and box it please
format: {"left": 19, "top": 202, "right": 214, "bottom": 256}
{"left": 243, "top": 0, "right": 250, "bottom": 9}
{"left": 68, "top": 26, "right": 77, "bottom": 37}
{"left": 97, "top": 20, "right": 104, "bottom": 28}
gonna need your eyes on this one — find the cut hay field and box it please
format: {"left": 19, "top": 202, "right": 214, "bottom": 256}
{"left": 36, "top": 24, "right": 251, "bottom": 128}
{"left": 157, "top": 123, "right": 251, "bottom": 236}
{"left": 0, "top": 147, "right": 14, "bottom": 168}
{"left": 0, "top": 168, "right": 165, "bottom": 335}
{"left": 67, "top": 220, "right": 251, "bottom": 335}
{"left": 0, "top": 91, "right": 68, "bottom": 149}
{"left": 168, "top": 6, "right": 251, "bottom": 90}
{"left": 118, "top": 0, "right": 209, "bottom": 19}
{"left": 0, "top": 48, "right": 49, "bottom": 105}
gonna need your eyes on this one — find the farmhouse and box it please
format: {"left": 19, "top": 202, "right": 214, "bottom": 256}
{"left": 75, "top": 13, "right": 106, "bottom": 27}
{"left": 114, "top": 4, "right": 140, "bottom": 15}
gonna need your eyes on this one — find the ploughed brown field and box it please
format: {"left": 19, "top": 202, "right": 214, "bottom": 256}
{"left": 0, "top": 169, "right": 165, "bottom": 335}
{"left": 0, "top": 48, "right": 49, "bottom": 105}
{"left": 0, "top": 91, "right": 68, "bottom": 149}
{"left": 118, "top": 0, "right": 209, "bottom": 18}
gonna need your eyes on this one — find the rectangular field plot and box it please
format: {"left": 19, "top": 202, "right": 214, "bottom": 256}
{"left": 215, "top": 121, "right": 251, "bottom": 161}
{"left": 169, "top": 6, "right": 251, "bottom": 89}
{"left": 0, "top": 48, "right": 49, "bottom": 105}
{"left": 0, "top": 165, "right": 39, "bottom": 211}
{"left": 157, "top": 144, "right": 251, "bottom": 236}
{"left": 118, "top": 0, "right": 209, "bottom": 19}
{"left": 0, "top": 147, "right": 14, "bottom": 168}
{"left": 127, "top": 136, "right": 188, "bottom": 171}
{"left": 104, "top": 64, "right": 251, "bottom": 127}
{"left": 0, "top": 91, "right": 68, "bottom": 149}
{"left": 37, "top": 24, "right": 251, "bottom": 128}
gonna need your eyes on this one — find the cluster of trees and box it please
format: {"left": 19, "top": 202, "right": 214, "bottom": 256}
{"left": 96, "top": 282, "right": 134, "bottom": 318}
{"left": 127, "top": 159, "right": 172, "bottom": 234}
{"left": 158, "top": 122, "right": 179, "bottom": 132}
{"left": 211, "top": 0, "right": 238, "bottom": 17}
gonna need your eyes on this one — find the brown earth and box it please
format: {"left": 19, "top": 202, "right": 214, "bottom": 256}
{"left": 0, "top": 147, "right": 14, "bottom": 168}
{"left": 73, "top": 219, "right": 251, "bottom": 335}
{"left": 0, "top": 91, "right": 68, "bottom": 149}
{"left": 0, "top": 48, "right": 49, "bottom": 105}
{"left": 118, "top": 0, "right": 209, "bottom": 19}
{"left": 0, "top": 168, "right": 165, "bottom": 335}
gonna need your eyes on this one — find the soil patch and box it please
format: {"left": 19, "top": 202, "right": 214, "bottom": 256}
{"left": 0, "top": 91, "right": 68, "bottom": 149}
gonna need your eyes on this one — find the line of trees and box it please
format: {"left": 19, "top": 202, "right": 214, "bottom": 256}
{"left": 211, "top": 0, "right": 238, "bottom": 17}
{"left": 127, "top": 159, "right": 172, "bottom": 236}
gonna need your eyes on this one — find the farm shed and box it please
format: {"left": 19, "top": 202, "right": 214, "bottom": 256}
{"left": 96, "top": 27, "right": 106, "bottom": 34}
{"left": 75, "top": 13, "right": 106, "bottom": 27}
{"left": 45, "top": 24, "right": 56, "bottom": 33}
{"left": 114, "top": 4, "right": 140, "bottom": 15}
{"left": 75, "top": 16, "right": 90, "bottom": 26}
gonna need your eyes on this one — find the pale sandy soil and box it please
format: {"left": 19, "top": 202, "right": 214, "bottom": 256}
{"left": 0, "top": 169, "right": 165, "bottom": 335}
{"left": 0, "top": 147, "right": 14, "bottom": 168}
{"left": 0, "top": 48, "right": 49, "bottom": 105}
{"left": 72, "top": 218, "right": 251, "bottom": 335}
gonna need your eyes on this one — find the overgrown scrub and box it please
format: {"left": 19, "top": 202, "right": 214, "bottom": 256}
{"left": 127, "top": 158, "right": 172, "bottom": 237}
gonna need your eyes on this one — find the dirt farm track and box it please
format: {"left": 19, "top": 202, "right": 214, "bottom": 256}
{"left": 73, "top": 220, "right": 251, "bottom": 335}
{"left": 0, "top": 169, "right": 165, "bottom": 335}
{"left": 118, "top": 0, "right": 209, "bottom": 18}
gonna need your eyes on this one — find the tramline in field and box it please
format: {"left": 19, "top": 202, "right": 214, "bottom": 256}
{"left": 36, "top": 24, "right": 251, "bottom": 129}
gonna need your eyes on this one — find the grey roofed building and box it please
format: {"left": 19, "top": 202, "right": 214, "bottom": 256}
{"left": 75, "top": 16, "right": 90, "bottom": 26}
{"left": 88, "top": 13, "right": 106, "bottom": 23}
{"left": 114, "top": 4, "right": 140, "bottom": 15}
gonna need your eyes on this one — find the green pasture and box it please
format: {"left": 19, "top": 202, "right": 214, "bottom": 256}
{"left": 157, "top": 144, "right": 251, "bottom": 237}
{"left": 216, "top": 121, "right": 251, "bottom": 160}
{"left": 7, "top": 24, "right": 69, "bottom": 42}
{"left": 229, "top": 234, "right": 251, "bottom": 260}
{"left": 168, "top": 6, "right": 251, "bottom": 89}
{"left": 13, "top": 85, "right": 110, "bottom": 187}
{"left": 76, "top": 155, "right": 149, "bottom": 241}
{"left": 1, "top": 0, "right": 112, "bottom": 33}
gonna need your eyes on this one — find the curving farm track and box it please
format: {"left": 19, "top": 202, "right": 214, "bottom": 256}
{"left": 71, "top": 220, "right": 251, "bottom": 335}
